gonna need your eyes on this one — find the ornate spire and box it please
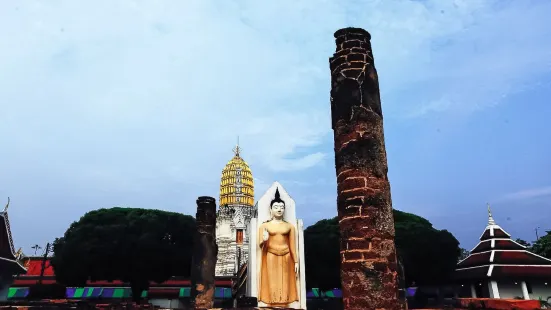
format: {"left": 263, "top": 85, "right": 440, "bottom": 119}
{"left": 3, "top": 197, "right": 9, "bottom": 213}
{"left": 232, "top": 136, "right": 241, "bottom": 157}
{"left": 487, "top": 203, "right": 496, "bottom": 225}
{"left": 220, "top": 137, "right": 254, "bottom": 208}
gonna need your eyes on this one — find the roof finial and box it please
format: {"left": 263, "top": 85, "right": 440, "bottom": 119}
{"left": 232, "top": 136, "right": 241, "bottom": 157}
{"left": 487, "top": 202, "right": 495, "bottom": 225}
{"left": 3, "top": 197, "right": 9, "bottom": 213}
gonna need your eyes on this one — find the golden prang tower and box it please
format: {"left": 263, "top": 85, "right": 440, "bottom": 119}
{"left": 219, "top": 144, "right": 254, "bottom": 207}
{"left": 215, "top": 141, "right": 256, "bottom": 277}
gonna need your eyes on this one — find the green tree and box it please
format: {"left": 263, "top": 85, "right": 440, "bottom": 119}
{"left": 394, "top": 210, "right": 461, "bottom": 286}
{"left": 459, "top": 248, "right": 470, "bottom": 261}
{"left": 531, "top": 231, "right": 551, "bottom": 258}
{"left": 515, "top": 238, "right": 531, "bottom": 247}
{"left": 304, "top": 209, "right": 461, "bottom": 289}
{"left": 51, "top": 207, "right": 195, "bottom": 302}
{"left": 304, "top": 218, "right": 340, "bottom": 290}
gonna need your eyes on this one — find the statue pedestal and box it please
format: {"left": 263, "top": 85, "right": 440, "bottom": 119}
{"left": 246, "top": 182, "right": 307, "bottom": 309}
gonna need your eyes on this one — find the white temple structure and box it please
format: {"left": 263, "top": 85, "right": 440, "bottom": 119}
{"left": 215, "top": 144, "right": 256, "bottom": 277}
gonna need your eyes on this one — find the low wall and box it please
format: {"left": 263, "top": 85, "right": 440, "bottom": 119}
{"left": 456, "top": 298, "right": 541, "bottom": 309}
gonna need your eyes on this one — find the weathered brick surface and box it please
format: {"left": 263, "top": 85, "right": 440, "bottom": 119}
{"left": 190, "top": 196, "right": 218, "bottom": 310}
{"left": 329, "top": 27, "right": 405, "bottom": 310}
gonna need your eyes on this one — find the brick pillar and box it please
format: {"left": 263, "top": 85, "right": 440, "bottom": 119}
{"left": 191, "top": 196, "right": 218, "bottom": 309}
{"left": 329, "top": 27, "right": 405, "bottom": 310}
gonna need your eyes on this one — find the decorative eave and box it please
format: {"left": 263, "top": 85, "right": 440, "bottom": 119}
{"left": 458, "top": 250, "right": 551, "bottom": 269}
{"left": 470, "top": 238, "right": 526, "bottom": 254}
{"left": 456, "top": 264, "right": 551, "bottom": 280}
{"left": 0, "top": 198, "right": 18, "bottom": 261}
{"left": 0, "top": 198, "right": 28, "bottom": 275}
{"left": 0, "top": 256, "right": 27, "bottom": 275}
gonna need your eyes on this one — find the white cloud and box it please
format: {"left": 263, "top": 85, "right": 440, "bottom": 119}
{"left": 499, "top": 186, "right": 551, "bottom": 202}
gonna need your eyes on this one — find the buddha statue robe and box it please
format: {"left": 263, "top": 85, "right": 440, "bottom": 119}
{"left": 258, "top": 220, "right": 299, "bottom": 306}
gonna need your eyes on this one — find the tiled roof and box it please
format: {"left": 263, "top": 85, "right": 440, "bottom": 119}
{"left": 22, "top": 257, "right": 55, "bottom": 276}
{"left": 480, "top": 226, "right": 509, "bottom": 241}
{"left": 14, "top": 257, "right": 233, "bottom": 288}
{"left": 470, "top": 239, "right": 525, "bottom": 254}
{"left": 470, "top": 240, "right": 493, "bottom": 254}
{"left": 457, "top": 252, "right": 492, "bottom": 269}
{"left": 494, "top": 239, "right": 525, "bottom": 250}
{"left": 493, "top": 251, "right": 550, "bottom": 265}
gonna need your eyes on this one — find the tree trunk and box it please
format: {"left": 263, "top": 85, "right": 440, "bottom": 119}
{"left": 329, "top": 27, "right": 405, "bottom": 310}
{"left": 130, "top": 281, "right": 147, "bottom": 304}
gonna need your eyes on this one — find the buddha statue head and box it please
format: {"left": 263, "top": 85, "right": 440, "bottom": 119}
{"left": 269, "top": 188, "right": 286, "bottom": 220}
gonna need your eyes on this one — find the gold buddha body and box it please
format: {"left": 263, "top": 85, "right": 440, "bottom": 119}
{"left": 258, "top": 189, "right": 299, "bottom": 307}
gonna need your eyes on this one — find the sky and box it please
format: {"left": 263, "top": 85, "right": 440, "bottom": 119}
{"left": 1, "top": 0, "right": 550, "bottom": 254}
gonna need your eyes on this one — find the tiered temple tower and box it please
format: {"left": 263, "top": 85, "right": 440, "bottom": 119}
{"left": 215, "top": 144, "right": 255, "bottom": 277}
{"left": 456, "top": 204, "right": 551, "bottom": 299}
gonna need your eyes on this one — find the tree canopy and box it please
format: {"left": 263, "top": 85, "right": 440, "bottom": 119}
{"left": 304, "top": 209, "right": 461, "bottom": 289}
{"left": 394, "top": 210, "right": 461, "bottom": 286}
{"left": 459, "top": 248, "right": 470, "bottom": 261}
{"left": 51, "top": 207, "right": 195, "bottom": 302}
{"left": 531, "top": 231, "right": 551, "bottom": 259}
{"left": 304, "top": 218, "right": 341, "bottom": 290}
{"left": 515, "top": 238, "right": 531, "bottom": 247}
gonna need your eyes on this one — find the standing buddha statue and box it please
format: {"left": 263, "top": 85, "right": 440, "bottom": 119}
{"left": 257, "top": 188, "right": 299, "bottom": 307}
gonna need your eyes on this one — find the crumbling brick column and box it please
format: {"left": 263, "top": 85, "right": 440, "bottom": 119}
{"left": 191, "top": 196, "right": 218, "bottom": 309}
{"left": 329, "top": 27, "right": 405, "bottom": 310}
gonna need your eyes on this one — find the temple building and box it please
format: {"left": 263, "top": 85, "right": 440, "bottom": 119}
{"left": 0, "top": 198, "right": 32, "bottom": 300}
{"left": 215, "top": 143, "right": 255, "bottom": 277}
{"left": 455, "top": 204, "right": 551, "bottom": 300}
{"left": 9, "top": 257, "right": 233, "bottom": 306}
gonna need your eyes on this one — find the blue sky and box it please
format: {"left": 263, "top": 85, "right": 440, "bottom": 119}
{"left": 1, "top": 0, "right": 550, "bottom": 254}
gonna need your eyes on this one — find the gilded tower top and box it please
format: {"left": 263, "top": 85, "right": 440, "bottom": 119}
{"left": 219, "top": 142, "right": 254, "bottom": 207}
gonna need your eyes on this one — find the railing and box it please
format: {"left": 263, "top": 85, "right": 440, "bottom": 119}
{"left": 232, "top": 262, "right": 248, "bottom": 298}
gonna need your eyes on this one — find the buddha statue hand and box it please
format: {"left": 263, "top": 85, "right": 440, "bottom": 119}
{"left": 263, "top": 228, "right": 269, "bottom": 241}
{"left": 295, "top": 263, "right": 299, "bottom": 276}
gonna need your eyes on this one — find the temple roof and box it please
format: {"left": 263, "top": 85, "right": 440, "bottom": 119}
{"left": 456, "top": 204, "right": 551, "bottom": 280}
{"left": 13, "top": 257, "right": 233, "bottom": 288}
{"left": 0, "top": 198, "right": 27, "bottom": 275}
{"left": 0, "top": 198, "right": 17, "bottom": 260}
{"left": 21, "top": 257, "right": 55, "bottom": 276}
